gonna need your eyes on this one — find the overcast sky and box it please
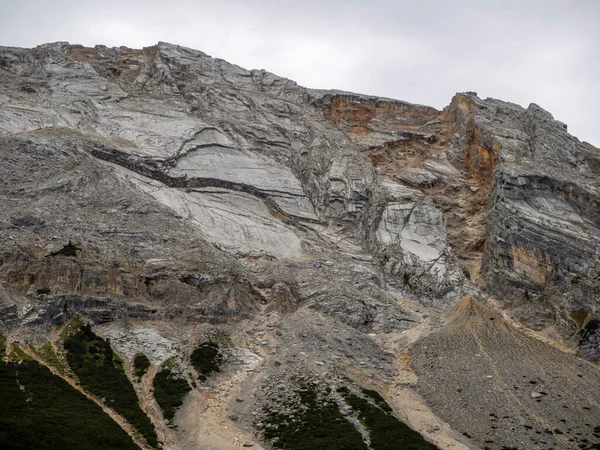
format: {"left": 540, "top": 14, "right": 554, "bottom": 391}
{"left": 1, "top": 0, "right": 598, "bottom": 147}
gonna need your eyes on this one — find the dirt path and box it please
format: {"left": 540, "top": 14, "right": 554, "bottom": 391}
{"left": 130, "top": 362, "right": 180, "bottom": 450}
{"left": 176, "top": 370, "right": 264, "bottom": 450}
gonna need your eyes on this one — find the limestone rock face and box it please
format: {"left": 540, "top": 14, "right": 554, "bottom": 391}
{"left": 0, "top": 41, "right": 469, "bottom": 311}
{"left": 445, "top": 94, "right": 600, "bottom": 361}
{"left": 375, "top": 200, "right": 464, "bottom": 298}
{"left": 0, "top": 42, "right": 599, "bottom": 450}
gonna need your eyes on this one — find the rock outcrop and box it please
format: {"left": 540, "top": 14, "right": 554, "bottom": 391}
{"left": 446, "top": 94, "right": 600, "bottom": 361}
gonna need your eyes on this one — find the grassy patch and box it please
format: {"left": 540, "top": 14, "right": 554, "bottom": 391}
{"left": 339, "top": 387, "right": 438, "bottom": 450}
{"left": 261, "top": 382, "right": 367, "bottom": 450}
{"left": 18, "top": 246, "right": 39, "bottom": 258}
{"left": 133, "top": 353, "right": 151, "bottom": 381}
{"left": 60, "top": 317, "right": 84, "bottom": 341}
{"left": 9, "top": 344, "right": 34, "bottom": 362}
{"left": 0, "top": 334, "right": 6, "bottom": 358}
{"left": 190, "top": 342, "right": 223, "bottom": 382}
{"left": 0, "top": 357, "right": 139, "bottom": 450}
{"left": 153, "top": 368, "right": 191, "bottom": 421}
{"left": 64, "top": 323, "right": 157, "bottom": 448}
{"left": 35, "top": 343, "right": 69, "bottom": 375}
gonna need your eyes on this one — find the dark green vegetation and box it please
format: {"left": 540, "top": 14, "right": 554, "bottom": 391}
{"left": 361, "top": 388, "right": 393, "bottom": 413}
{"left": 48, "top": 240, "right": 81, "bottom": 257}
{"left": 338, "top": 387, "right": 439, "bottom": 450}
{"left": 134, "top": 353, "right": 151, "bottom": 381}
{"left": 571, "top": 275, "right": 583, "bottom": 284}
{"left": 571, "top": 309, "right": 590, "bottom": 327}
{"left": 0, "top": 354, "right": 139, "bottom": 449}
{"left": 153, "top": 368, "right": 191, "bottom": 421}
{"left": 579, "top": 318, "right": 599, "bottom": 345}
{"left": 64, "top": 324, "right": 157, "bottom": 448}
{"left": 190, "top": 341, "right": 223, "bottom": 381}
{"left": 261, "top": 382, "right": 367, "bottom": 450}
{"left": 258, "top": 381, "right": 440, "bottom": 450}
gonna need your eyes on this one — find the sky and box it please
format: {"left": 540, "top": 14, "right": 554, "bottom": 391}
{"left": 1, "top": 0, "right": 598, "bottom": 147}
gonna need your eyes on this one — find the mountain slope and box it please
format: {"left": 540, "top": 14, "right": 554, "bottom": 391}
{"left": 0, "top": 41, "right": 598, "bottom": 450}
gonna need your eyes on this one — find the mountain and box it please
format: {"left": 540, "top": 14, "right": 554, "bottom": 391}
{"left": 0, "top": 41, "right": 598, "bottom": 450}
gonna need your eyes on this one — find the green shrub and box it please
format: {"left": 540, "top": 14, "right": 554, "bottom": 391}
{"left": 262, "top": 382, "right": 367, "bottom": 450}
{"left": 571, "top": 275, "right": 583, "bottom": 284}
{"left": 153, "top": 368, "right": 191, "bottom": 421}
{"left": 190, "top": 342, "right": 223, "bottom": 382}
{"left": 361, "top": 388, "right": 393, "bottom": 413}
{"left": 571, "top": 309, "right": 589, "bottom": 327}
{"left": 133, "top": 353, "right": 151, "bottom": 380}
{"left": 579, "top": 318, "right": 600, "bottom": 345}
{"left": 0, "top": 358, "right": 139, "bottom": 449}
{"left": 340, "top": 388, "right": 438, "bottom": 450}
{"left": 64, "top": 324, "right": 157, "bottom": 448}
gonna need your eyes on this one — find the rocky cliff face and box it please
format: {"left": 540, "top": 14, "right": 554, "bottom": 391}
{"left": 0, "top": 41, "right": 598, "bottom": 450}
{"left": 450, "top": 94, "right": 600, "bottom": 352}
